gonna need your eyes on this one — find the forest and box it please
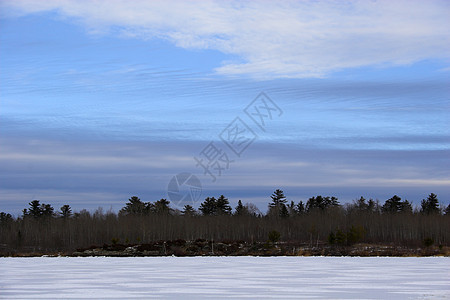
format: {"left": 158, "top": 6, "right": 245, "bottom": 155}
{"left": 0, "top": 190, "right": 449, "bottom": 256}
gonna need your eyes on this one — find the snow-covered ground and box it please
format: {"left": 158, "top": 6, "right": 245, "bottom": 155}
{"left": 1, "top": 257, "right": 449, "bottom": 299}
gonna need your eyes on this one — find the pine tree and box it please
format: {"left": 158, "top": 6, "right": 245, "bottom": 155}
{"left": 0, "top": 212, "right": 13, "bottom": 224}
{"left": 356, "top": 196, "right": 368, "bottom": 210}
{"left": 199, "top": 197, "right": 217, "bottom": 216}
{"left": 287, "top": 200, "right": 297, "bottom": 216}
{"left": 59, "top": 205, "right": 73, "bottom": 218}
{"left": 382, "top": 195, "right": 403, "bottom": 213}
{"left": 421, "top": 193, "right": 440, "bottom": 214}
{"left": 216, "top": 195, "right": 232, "bottom": 215}
{"left": 269, "top": 189, "right": 287, "bottom": 207}
{"left": 154, "top": 199, "right": 171, "bottom": 214}
{"left": 399, "top": 199, "right": 413, "bottom": 214}
{"left": 335, "top": 229, "right": 347, "bottom": 245}
{"left": 306, "top": 195, "right": 339, "bottom": 212}
{"left": 279, "top": 204, "right": 289, "bottom": 218}
{"left": 305, "top": 196, "right": 317, "bottom": 212}
{"left": 367, "top": 199, "right": 375, "bottom": 212}
{"left": 328, "top": 196, "right": 340, "bottom": 207}
{"left": 234, "top": 200, "right": 248, "bottom": 216}
{"left": 268, "top": 230, "right": 281, "bottom": 244}
{"left": 28, "top": 200, "right": 42, "bottom": 218}
{"left": 25, "top": 200, "right": 54, "bottom": 219}
{"left": 120, "top": 196, "right": 147, "bottom": 215}
{"left": 181, "top": 205, "right": 196, "bottom": 216}
{"left": 41, "top": 204, "right": 54, "bottom": 218}
{"left": 347, "top": 225, "right": 365, "bottom": 244}
{"left": 268, "top": 189, "right": 288, "bottom": 217}
{"left": 296, "top": 201, "right": 305, "bottom": 214}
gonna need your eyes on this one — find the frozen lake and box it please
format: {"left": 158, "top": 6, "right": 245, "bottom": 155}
{"left": 1, "top": 256, "right": 449, "bottom": 299}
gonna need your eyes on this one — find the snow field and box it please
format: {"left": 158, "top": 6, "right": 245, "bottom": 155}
{"left": 1, "top": 256, "right": 449, "bottom": 299}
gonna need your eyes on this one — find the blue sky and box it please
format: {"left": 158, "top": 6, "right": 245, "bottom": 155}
{"left": 1, "top": 0, "right": 449, "bottom": 215}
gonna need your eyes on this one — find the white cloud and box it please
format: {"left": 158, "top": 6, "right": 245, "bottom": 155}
{"left": 3, "top": 0, "right": 450, "bottom": 78}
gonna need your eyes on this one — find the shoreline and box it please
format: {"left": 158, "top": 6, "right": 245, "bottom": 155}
{"left": 3, "top": 240, "right": 448, "bottom": 257}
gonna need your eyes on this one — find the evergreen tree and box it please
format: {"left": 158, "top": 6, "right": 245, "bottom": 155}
{"left": 382, "top": 195, "right": 403, "bottom": 213}
{"left": 328, "top": 196, "right": 340, "bottom": 207}
{"left": 28, "top": 200, "right": 43, "bottom": 218}
{"left": 59, "top": 205, "right": 72, "bottom": 218}
{"left": 0, "top": 212, "right": 13, "bottom": 225}
{"left": 306, "top": 195, "right": 339, "bottom": 212}
{"left": 296, "top": 201, "right": 305, "bottom": 214}
{"left": 216, "top": 195, "right": 232, "bottom": 215}
{"left": 347, "top": 225, "right": 365, "bottom": 244}
{"left": 367, "top": 199, "right": 376, "bottom": 212}
{"left": 269, "top": 189, "right": 287, "bottom": 207}
{"left": 181, "top": 205, "right": 196, "bottom": 216}
{"left": 154, "top": 198, "right": 171, "bottom": 214}
{"left": 268, "top": 189, "right": 288, "bottom": 217}
{"left": 26, "top": 200, "right": 54, "bottom": 219}
{"left": 306, "top": 196, "right": 320, "bottom": 211}
{"left": 279, "top": 204, "right": 289, "bottom": 218}
{"left": 199, "top": 197, "right": 217, "bottom": 216}
{"left": 120, "top": 196, "right": 147, "bottom": 215}
{"left": 399, "top": 199, "right": 413, "bottom": 214}
{"left": 41, "top": 204, "right": 54, "bottom": 218}
{"left": 287, "top": 200, "right": 297, "bottom": 216}
{"left": 234, "top": 200, "right": 249, "bottom": 216}
{"left": 421, "top": 193, "right": 440, "bottom": 214}
{"left": 146, "top": 202, "right": 155, "bottom": 213}
{"left": 268, "top": 230, "right": 281, "bottom": 244}
{"left": 335, "top": 229, "right": 347, "bottom": 245}
{"left": 356, "top": 196, "right": 368, "bottom": 210}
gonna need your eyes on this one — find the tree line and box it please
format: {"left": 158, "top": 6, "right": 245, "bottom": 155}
{"left": 0, "top": 191, "right": 449, "bottom": 254}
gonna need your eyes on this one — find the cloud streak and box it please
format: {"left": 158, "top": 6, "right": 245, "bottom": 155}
{"left": 3, "top": 0, "right": 450, "bottom": 78}
{"left": 1, "top": 134, "right": 449, "bottom": 215}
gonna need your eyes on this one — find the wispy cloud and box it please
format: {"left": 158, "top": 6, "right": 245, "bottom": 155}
{"left": 1, "top": 134, "right": 449, "bottom": 215}
{"left": 3, "top": 0, "right": 449, "bottom": 79}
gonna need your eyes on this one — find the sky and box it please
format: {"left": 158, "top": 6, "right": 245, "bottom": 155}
{"left": 0, "top": 0, "right": 449, "bottom": 215}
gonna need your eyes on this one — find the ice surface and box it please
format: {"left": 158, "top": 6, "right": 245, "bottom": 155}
{"left": 1, "top": 256, "right": 449, "bottom": 299}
